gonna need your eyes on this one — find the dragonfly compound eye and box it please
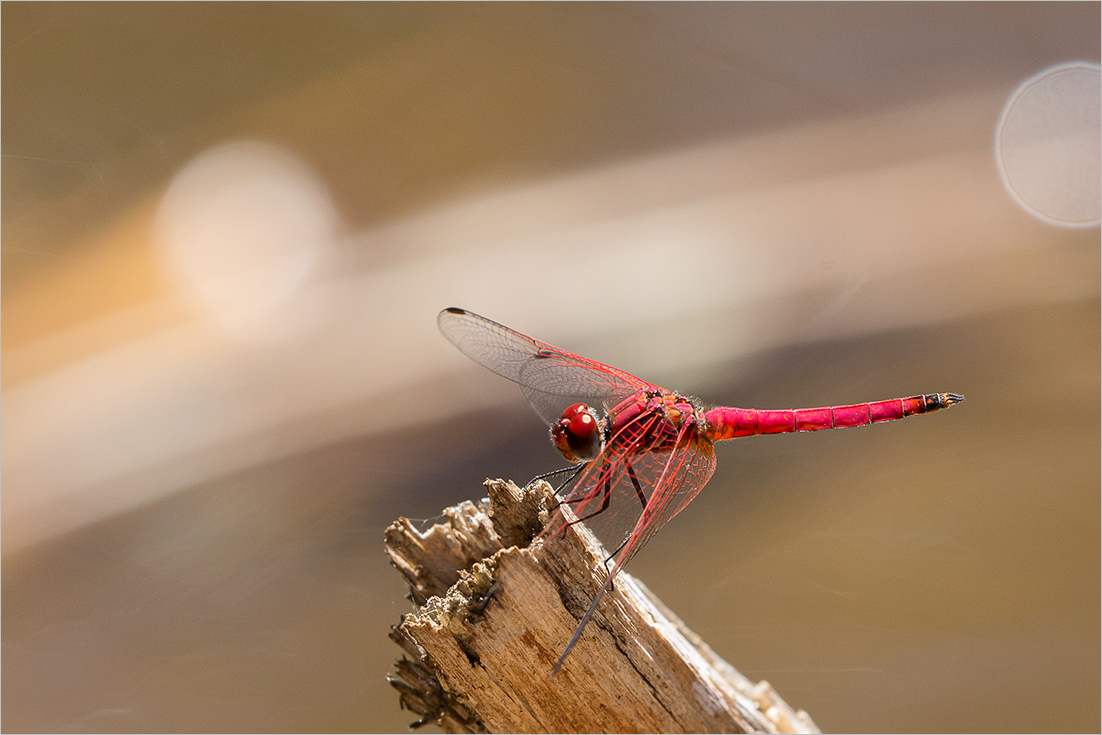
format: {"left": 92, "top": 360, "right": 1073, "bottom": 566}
{"left": 551, "top": 403, "right": 603, "bottom": 462}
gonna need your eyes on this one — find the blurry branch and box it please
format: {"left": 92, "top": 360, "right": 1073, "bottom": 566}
{"left": 385, "top": 479, "right": 819, "bottom": 734}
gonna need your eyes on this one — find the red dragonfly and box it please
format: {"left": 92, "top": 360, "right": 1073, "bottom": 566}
{"left": 438, "top": 307, "right": 963, "bottom": 676}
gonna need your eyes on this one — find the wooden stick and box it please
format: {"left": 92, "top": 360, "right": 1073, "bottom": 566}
{"left": 386, "top": 478, "right": 819, "bottom": 734}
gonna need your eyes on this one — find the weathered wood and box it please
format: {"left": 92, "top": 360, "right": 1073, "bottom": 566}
{"left": 386, "top": 479, "right": 819, "bottom": 734}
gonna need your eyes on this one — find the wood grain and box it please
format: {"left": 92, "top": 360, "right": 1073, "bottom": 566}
{"left": 386, "top": 479, "right": 819, "bottom": 734}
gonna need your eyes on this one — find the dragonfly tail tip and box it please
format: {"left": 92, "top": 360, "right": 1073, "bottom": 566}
{"left": 945, "top": 392, "right": 965, "bottom": 405}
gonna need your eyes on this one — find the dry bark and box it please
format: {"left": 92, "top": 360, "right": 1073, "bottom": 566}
{"left": 386, "top": 478, "right": 819, "bottom": 734}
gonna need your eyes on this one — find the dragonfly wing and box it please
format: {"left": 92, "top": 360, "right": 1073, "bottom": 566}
{"left": 552, "top": 416, "right": 717, "bottom": 571}
{"left": 543, "top": 417, "right": 717, "bottom": 676}
{"left": 621, "top": 434, "right": 717, "bottom": 566}
{"left": 438, "top": 308, "right": 656, "bottom": 424}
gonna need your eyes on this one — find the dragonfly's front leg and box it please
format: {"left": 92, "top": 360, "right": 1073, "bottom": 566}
{"left": 531, "top": 463, "right": 585, "bottom": 496}
{"left": 563, "top": 468, "right": 614, "bottom": 528}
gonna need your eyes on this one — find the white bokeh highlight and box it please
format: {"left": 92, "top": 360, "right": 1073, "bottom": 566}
{"left": 154, "top": 141, "right": 339, "bottom": 340}
{"left": 996, "top": 63, "right": 1101, "bottom": 227}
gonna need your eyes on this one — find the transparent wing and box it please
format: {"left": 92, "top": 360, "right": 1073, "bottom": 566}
{"left": 438, "top": 308, "right": 659, "bottom": 424}
{"left": 546, "top": 412, "right": 717, "bottom": 571}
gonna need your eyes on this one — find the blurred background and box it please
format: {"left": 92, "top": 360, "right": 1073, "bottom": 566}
{"left": 3, "top": 3, "right": 1099, "bottom": 732}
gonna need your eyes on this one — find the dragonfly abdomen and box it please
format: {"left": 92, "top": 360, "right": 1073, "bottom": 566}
{"left": 704, "top": 393, "right": 964, "bottom": 441}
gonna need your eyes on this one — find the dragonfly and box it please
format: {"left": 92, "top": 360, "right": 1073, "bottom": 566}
{"left": 437, "top": 307, "right": 963, "bottom": 677}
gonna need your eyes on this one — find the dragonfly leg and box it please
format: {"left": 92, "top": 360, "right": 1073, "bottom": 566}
{"left": 563, "top": 471, "right": 613, "bottom": 528}
{"left": 605, "top": 536, "right": 629, "bottom": 570}
{"left": 625, "top": 461, "right": 647, "bottom": 509}
{"left": 474, "top": 578, "right": 501, "bottom": 616}
{"left": 598, "top": 537, "right": 630, "bottom": 594}
{"left": 530, "top": 463, "right": 585, "bottom": 496}
{"left": 566, "top": 479, "right": 621, "bottom": 593}
{"left": 596, "top": 461, "right": 649, "bottom": 591}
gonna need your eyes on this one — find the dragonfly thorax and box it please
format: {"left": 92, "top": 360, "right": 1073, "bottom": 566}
{"left": 550, "top": 403, "right": 607, "bottom": 463}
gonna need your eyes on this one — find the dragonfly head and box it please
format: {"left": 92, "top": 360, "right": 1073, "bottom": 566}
{"left": 551, "top": 403, "right": 606, "bottom": 463}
